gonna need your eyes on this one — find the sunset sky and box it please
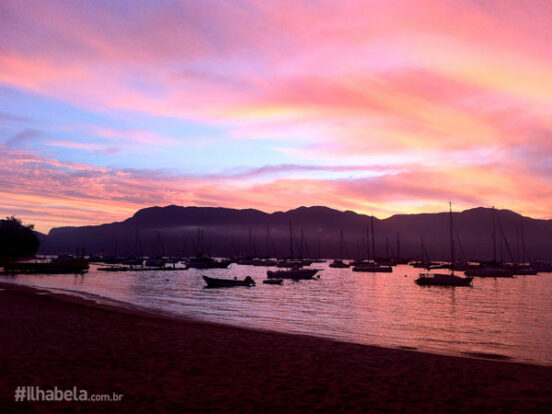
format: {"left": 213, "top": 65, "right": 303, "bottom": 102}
{"left": 1, "top": 0, "right": 552, "bottom": 232}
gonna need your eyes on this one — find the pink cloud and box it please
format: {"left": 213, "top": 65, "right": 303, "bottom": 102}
{"left": 1, "top": 146, "right": 551, "bottom": 233}
{"left": 46, "top": 141, "right": 119, "bottom": 154}
{"left": 3, "top": 1, "right": 551, "bottom": 139}
{"left": 2, "top": 0, "right": 552, "bottom": 228}
{"left": 92, "top": 128, "right": 179, "bottom": 146}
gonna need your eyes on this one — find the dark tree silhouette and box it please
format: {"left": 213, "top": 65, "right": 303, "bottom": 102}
{"left": 0, "top": 216, "right": 40, "bottom": 262}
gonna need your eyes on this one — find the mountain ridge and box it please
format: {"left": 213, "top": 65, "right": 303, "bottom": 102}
{"left": 52, "top": 204, "right": 543, "bottom": 235}
{"left": 41, "top": 205, "right": 552, "bottom": 261}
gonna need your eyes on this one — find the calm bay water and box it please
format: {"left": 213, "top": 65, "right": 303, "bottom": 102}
{"left": 2, "top": 263, "right": 552, "bottom": 365}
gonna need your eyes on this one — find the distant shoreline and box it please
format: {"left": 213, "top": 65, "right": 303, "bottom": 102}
{"left": 1, "top": 280, "right": 551, "bottom": 412}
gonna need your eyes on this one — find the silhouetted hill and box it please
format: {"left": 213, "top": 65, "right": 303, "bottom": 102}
{"left": 126, "top": 205, "right": 270, "bottom": 228}
{"left": 40, "top": 205, "right": 552, "bottom": 261}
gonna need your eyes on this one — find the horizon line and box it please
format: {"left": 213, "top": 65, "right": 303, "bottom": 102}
{"left": 21, "top": 203, "right": 546, "bottom": 234}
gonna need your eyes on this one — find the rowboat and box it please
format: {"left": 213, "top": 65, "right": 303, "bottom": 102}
{"left": 202, "top": 275, "right": 255, "bottom": 288}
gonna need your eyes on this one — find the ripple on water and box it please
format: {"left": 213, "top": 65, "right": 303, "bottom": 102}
{"left": 3, "top": 264, "right": 552, "bottom": 365}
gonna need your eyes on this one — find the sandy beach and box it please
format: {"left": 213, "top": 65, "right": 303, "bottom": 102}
{"left": 0, "top": 281, "right": 550, "bottom": 413}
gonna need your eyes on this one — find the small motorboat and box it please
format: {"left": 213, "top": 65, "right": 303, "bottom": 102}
{"left": 267, "top": 268, "right": 320, "bottom": 280}
{"left": 415, "top": 272, "right": 473, "bottom": 286}
{"left": 263, "top": 278, "right": 283, "bottom": 285}
{"left": 352, "top": 263, "right": 393, "bottom": 273}
{"left": 202, "top": 275, "right": 255, "bottom": 288}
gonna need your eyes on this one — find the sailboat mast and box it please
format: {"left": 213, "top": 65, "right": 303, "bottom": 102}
{"left": 248, "top": 227, "right": 252, "bottom": 257}
{"left": 366, "top": 227, "right": 370, "bottom": 260}
{"left": 340, "top": 230, "right": 344, "bottom": 260}
{"left": 196, "top": 228, "right": 202, "bottom": 254}
{"left": 521, "top": 214, "right": 527, "bottom": 263}
{"left": 449, "top": 202, "right": 455, "bottom": 273}
{"left": 492, "top": 206, "right": 497, "bottom": 263}
{"left": 516, "top": 226, "right": 521, "bottom": 262}
{"left": 396, "top": 233, "right": 400, "bottom": 262}
{"left": 266, "top": 224, "right": 270, "bottom": 259}
{"left": 135, "top": 227, "right": 143, "bottom": 257}
{"left": 371, "top": 216, "right": 375, "bottom": 260}
{"left": 318, "top": 238, "right": 321, "bottom": 259}
{"left": 289, "top": 221, "right": 293, "bottom": 259}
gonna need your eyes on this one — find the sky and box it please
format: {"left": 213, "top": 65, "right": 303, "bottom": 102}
{"left": 1, "top": 0, "right": 552, "bottom": 233}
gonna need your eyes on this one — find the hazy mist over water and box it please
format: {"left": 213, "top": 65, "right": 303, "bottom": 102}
{"left": 3, "top": 263, "right": 552, "bottom": 365}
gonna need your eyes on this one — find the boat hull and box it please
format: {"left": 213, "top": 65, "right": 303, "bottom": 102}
{"left": 236, "top": 259, "right": 278, "bottom": 267}
{"left": 188, "top": 260, "right": 231, "bottom": 269}
{"left": 464, "top": 268, "right": 513, "bottom": 277}
{"left": 267, "top": 269, "right": 319, "bottom": 280}
{"left": 202, "top": 275, "right": 255, "bottom": 288}
{"left": 329, "top": 260, "right": 350, "bottom": 268}
{"left": 352, "top": 265, "right": 392, "bottom": 273}
{"left": 262, "top": 279, "right": 283, "bottom": 285}
{"left": 415, "top": 273, "right": 473, "bottom": 286}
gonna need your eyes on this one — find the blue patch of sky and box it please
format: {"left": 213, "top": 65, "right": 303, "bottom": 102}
{"left": 1, "top": 87, "right": 302, "bottom": 174}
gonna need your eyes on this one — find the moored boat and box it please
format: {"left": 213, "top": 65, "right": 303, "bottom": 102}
{"left": 352, "top": 263, "right": 392, "bottom": 273}
{"left": 414, "top": 202, "right": 472, "bottom": 287}
{"left": 202, "top": 275, "right": 255, "bottom": 288}
{"left": 415, "top": 272, "right": 473, "bottom": 286}
{"left": 3, "top": 254, "right": 89, "bottom": 274}
{"left": 267, "top": 268, "right": 320, "bottom": 280}
{"left": 145, "top": 258, "right": 166, "bottom": 267}
{"left": 329, "top": 230, "right": 350, "bottom": 268}
{"left": 464, "top": 266, "right": 514, "bottom": 277}
{"left": 509, "top": 264, "right": 537, "bottom": 275}
{"left": 263, "top": 278, "right": 283, "bottom": 285}
{"left": 410, "top": 261, "right": 439, "bottom": 269}
{"left": 187, "top": 255, "right": 231, "bottom": 269}
{"left": 530, "top": 261, "right": 552, "bottom": 273}
{"left": 329, "top": 259, "right": 350, "bottom": 268}
{"left": 276, "top": 259, "right": 310, "bottom": 268}
{"left": 237, "top": 258, "right": 278, "bottom": 266}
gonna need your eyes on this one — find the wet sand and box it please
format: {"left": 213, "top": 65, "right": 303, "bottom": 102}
{"left": 0, "top": 281, "right": 551, "bottom": 413}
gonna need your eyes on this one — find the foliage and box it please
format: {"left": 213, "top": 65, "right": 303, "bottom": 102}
{"left": 0, "top": 216, "right": 40, "bottom": 262}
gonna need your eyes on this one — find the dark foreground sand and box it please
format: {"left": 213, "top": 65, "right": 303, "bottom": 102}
{"left": 0, "top": 282, "right": 551, "bottom": 413}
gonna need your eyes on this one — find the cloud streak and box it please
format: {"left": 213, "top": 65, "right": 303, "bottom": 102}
{"left": 1, "top": 147, "right": 550, "bottom": 233}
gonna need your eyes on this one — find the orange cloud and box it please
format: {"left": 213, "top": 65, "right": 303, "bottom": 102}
{"left": 1, "top": 0, "right": 552, "bottom": 230}
{"left": 1, "top": 146, "right": 550, "bottom": 233}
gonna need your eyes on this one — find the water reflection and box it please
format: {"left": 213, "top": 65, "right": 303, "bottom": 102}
{"left": 2, "top": 264, "right": 552, "bottom": 365}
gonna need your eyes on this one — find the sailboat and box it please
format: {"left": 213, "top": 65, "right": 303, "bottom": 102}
{"left": 236, "top": 225, "right": 277, "bottom": 266}
{"left": 329, "top": 230, "right": 350, "bottom": 268}
{"left": 464, "top": 207, "right": 513, "bottom": 277}
{"left": 186, "top": 229, "right": 231, "bottom": 269}
{"left": 415, "top": 203, "right": 473, "bottom": 287}
{"left": 410, "top": 237, "right": 437, "bottom": 268}
{"left": 202, "top": 275, "right": 255, "bottom": 288}
{"left": 349, "top": 226, "right": 371, "bottom": 267}
{"left": 269, "top": 221, "right": 321, "bottom": 280}
{"left": 351, "top": 219, "right": 392, "bottom": 272}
